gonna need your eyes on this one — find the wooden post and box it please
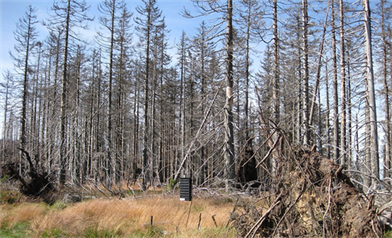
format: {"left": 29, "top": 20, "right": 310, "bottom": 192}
{"left": 197, "top": 213, "right": 202, "bottom": 230}
{"left": 212, "top": 214, "right": 218, "bottom": 227}
{"left": 185, "top": 200, "right": 192, "bottom": 228}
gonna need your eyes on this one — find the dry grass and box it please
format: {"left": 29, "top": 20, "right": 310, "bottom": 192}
{"left": 0, "top": 195, "right": 237, "bottom": 237}
{"left": 0, "top": 203, "right": 48, "bottom": 228}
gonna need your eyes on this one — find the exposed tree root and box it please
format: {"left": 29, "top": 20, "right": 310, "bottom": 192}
{"left": 230, "top": 147, "right": 383, "bottom": 237}
{"left": 2, "top": 149, "right": 56, "bottom": 204}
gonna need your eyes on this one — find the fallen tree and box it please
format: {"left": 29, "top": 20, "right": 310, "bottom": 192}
{"left": 230, "top": 146, "right": 384, "bottom": 237}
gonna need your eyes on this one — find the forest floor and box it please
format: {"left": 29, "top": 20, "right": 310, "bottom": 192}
{"left": 1, "top": 147, "right": 392, "bottom": 237}
{"left": 0, "top": 189, "right": 237, "bottom": 238}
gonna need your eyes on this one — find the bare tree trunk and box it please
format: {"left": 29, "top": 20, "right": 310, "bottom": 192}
{"left": 106, "top": 0, "right": 116, "bottom": 187}
{"left": 20, "top": 19, "right": 32, "bottom": 163}
{"left": 331, "top": 0, "right": 340, "bottom": 163}
{"left": 224, "top": 0, "right": 235, "bottom": 192}
{"left": 30, "top": 43, "right": 41, "bottom": 164}
{"left": 339, "top": 0, "right": 347, "bottom": 167}
{"left": 180, "top": 32, "right": 186, "bottom": 178}
{"left": 158, "top": 38, "right": 165, "bottom": 183}
{"left": 363, "top": 0, "right": 379, "bottom": 186}
{"left": 270, "top": 0, "right": 279, "bottom": 176}
{"left": 317, "top": 82, "right": 322, "bottom": 151}
{"left": 364, "top": 99, "right": 371, "bottom": 189}
{"left": 48, "top": 30, "right": 61, "bottom": 174}
{"left": 72, "top": 47, "right": 82, "bottom": 184}
{"left": 302, "top": 0, "right": 310, "bottom": 146}
{"left": 325, "top": 63, "right": 331, "bottom": 159}
{"left": 199, "top": 26, "right": 206, "bottom": 186}
{"left": 133, "top": 69, "right": 140, "bottom": 183}
{"left": 150, "top": 62, "right": 156, "bottom": 187}
{"left": 17, "top": 6, "right": 37, "bottom": 176}
{"left": 380, "top": 0, "right": 391, "bottom": 181}
{"left": 141, "top": 1, "right": 152, "bottom": 190}
{"left": 296, "top": 40, "right": 302, "bottom": 145}
{"left": 272, "top": 0, "right": 279, "bottom": 133}
{"left": 2, "top": 71, "right": 12, "bottom": 172}
{"left": 310, "top": 3, "right": 329, "bottom": 126}
{"left": 95, "top": 51, "right": 103, "bottom": 183}
{"left": 59, "top": 0, "right": 71, "bottom": 186}
{"left": 309, "top": 3, "right": 329, "bottom": 155}
{"left": 346, "top": 48, "right": 353, "bottom": 170}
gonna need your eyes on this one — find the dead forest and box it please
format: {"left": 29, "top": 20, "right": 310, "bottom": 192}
{"left": 1, "top": 0, "right": 392, "bottom": 236}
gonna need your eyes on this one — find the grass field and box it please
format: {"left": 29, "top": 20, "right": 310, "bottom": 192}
{"left": 0, "top": 194, "right": 237, "bottom": 237}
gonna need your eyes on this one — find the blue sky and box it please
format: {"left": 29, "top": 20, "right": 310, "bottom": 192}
{"left": 0, "top": 0, "right": 209, "bottom": 83}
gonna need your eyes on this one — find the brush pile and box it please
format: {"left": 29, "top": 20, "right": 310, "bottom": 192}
{"left": 230, "top": 147, "right": 383, "bottom": 237}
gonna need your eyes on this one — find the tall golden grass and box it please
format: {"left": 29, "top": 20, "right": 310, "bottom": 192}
{"left": 1, "top": 195, "right": 237, "bottom": 237}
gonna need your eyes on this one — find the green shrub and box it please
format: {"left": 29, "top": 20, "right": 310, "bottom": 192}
{"left": 165, "top": 179, "right": 177, "bottom": 191}
{"left": 384, "top": 230, "right": 392, "bottom": 238}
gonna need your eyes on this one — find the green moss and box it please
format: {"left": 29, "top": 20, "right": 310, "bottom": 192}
{"left": 0, "top": 222, "right": 30, "bottom": 238}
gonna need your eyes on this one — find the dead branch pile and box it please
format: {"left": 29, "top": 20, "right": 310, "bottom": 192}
{"left": 230, "top": 147, "right": 382, "bottom": 238}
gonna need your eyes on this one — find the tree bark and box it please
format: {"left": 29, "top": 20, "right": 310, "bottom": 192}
{"left": 302, "top": 0, "right": 310, "bottom": 146}
{"left": 224, "top": 0, "right": 235, "bottom": 192}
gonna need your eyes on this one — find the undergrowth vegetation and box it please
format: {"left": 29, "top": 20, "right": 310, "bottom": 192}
{"left": 0, "top": 194, "right": 236, "bottom": 237}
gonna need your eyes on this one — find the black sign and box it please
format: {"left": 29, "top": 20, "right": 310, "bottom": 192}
{"left": 180, "top": 177, "right": 192, "bottom": 201}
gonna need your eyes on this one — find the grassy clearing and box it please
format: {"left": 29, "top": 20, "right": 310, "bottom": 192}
{"left": 0, "top": 195, "right": 237, "bottom": 237}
